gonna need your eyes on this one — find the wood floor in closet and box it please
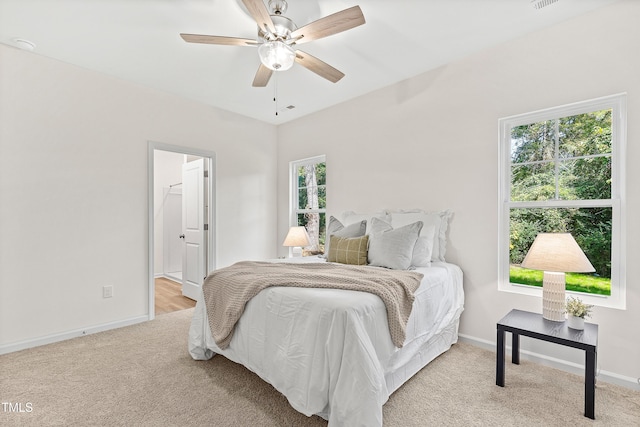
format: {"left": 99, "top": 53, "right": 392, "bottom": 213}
{"left": 155, "top": 277, "right": 196, "bottom": 315}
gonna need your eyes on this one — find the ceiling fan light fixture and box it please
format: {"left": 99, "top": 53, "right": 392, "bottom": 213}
{"left": 268, "top": 0, "right": 288, "bottom": 16}
{"left": 258, "top": 40, "right": 295, "bottom": 71}
{"left": 181, "top": 1, "right": 366, "bottom": 86}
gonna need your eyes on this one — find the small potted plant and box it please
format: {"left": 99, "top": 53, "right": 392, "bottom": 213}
{"left": 565, "top": 296, "right": 593, "bottom": 330}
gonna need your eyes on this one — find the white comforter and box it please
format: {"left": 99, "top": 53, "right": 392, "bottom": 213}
{"left": 189, "top": 258, "right": 464, "bottom": 426}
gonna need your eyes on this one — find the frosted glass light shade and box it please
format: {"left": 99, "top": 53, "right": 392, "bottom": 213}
{"left": 258, "top": 41, "right": 295, "bottom": 71}
{"left": 521, "top": 233, "right": 595, "bottom": 322}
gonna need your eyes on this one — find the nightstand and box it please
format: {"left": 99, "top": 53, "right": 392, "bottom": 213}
{"left": 496, "top": 309, "right": 598, "bottom": 419}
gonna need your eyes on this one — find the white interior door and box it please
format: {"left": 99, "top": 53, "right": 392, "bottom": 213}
{"left": 181, "top": 158, "right": 205, "bottom": 300}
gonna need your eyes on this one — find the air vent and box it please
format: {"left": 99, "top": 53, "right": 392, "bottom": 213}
{"left": 276, "top": 105, "right": 295, "bottom": 116}
{"left": 531, "top": 0, "right": 559, "bottom": 9}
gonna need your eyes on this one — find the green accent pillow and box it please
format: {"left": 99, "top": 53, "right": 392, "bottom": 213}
{"left": 327, "top": 235, "right": 369, "bottom": 265}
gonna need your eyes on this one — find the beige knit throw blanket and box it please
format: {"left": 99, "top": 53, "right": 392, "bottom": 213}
{"left": 202, "top": 261, "right": 424, "bottom": 349}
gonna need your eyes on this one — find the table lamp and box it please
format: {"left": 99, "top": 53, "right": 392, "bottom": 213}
{"left": 520, "top": 233, "right": 595, "bottom": 322}
{"left": 283, "top": 226, "right": 310, "bottom": 257}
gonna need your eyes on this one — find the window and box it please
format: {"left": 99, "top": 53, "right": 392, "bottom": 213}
{"left": 498, "top": 94, "right": 626, "bottom": 309}
{"left": 290, "top": 156, "right": 326, "bottom": 254}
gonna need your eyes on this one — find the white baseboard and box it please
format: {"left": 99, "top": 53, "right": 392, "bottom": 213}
{"left": 458, "top": 333, "right": 640, "bottom": 391}
{"left": 0, "top": 315, "right": 149, "bottom": 355}
{"left": 3, "top": 321, "right": 638, "bottom": 392}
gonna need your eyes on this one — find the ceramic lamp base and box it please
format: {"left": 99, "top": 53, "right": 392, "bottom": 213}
{"left": 542, "top": 271, "right": 566, "bottom": 322}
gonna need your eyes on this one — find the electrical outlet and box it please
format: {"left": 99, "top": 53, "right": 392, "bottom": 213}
{"left": 103, "top": 285, "right": 113, "bottom": 298}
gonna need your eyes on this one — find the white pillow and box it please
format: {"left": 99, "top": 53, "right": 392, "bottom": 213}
{"left": 389, "top": 209, "right": 452, "bottom": 262}
{"left": 324, "top": 216, "right": 366, "bottom": 258}
{"left": 368, "top": 218, "right": 423, "bottom": 270}
{"left": 342, "top": 210, "right": 391, "bottom": 234}
{"left": 369, "top": 218, "right": 434, "bottom": 267}
{"left": 411, "top": 226, "right": 436, "bottom": 267}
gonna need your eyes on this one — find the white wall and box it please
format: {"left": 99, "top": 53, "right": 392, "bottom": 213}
{"left": 0, "top": 44, "right": 278, "bottom": 348}
{"left": 277, "top": 1, "right": 640, "bottom": 385}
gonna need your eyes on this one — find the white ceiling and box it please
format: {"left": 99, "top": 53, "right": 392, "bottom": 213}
{"left": 0, "top": 0, "right": 619, "bottom": 124}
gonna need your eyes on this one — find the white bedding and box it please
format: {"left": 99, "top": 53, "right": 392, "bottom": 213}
{"left": 188, "top": 257, "right": 464, "bottom": 426}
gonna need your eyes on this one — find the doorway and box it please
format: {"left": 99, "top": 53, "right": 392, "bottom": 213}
{"left": 148, "top": 142, "right": 216, "bottom": 320}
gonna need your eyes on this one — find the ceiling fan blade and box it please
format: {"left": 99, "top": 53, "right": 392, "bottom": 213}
{"left": 180, "top": 34, "right": 257, "bottom": 46}
{"left": 252, "top": 63, "right": 273, "bottom": 87}
{"left": 241, "top": 0, "right": 276, "bottom": 34}
{"left": 290, "top": 6, "right": 365, "bottom": 45}
{"left": 295, "top": 50, "right": 344, "bottom": 83}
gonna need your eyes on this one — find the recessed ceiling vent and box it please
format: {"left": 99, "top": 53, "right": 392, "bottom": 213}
{"left": 531, "top": 0, "right": 559, "bottom": 9}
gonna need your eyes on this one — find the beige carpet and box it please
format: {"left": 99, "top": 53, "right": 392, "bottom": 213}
{"left": 1, "top": 308, "right": 638, "bottom": 426}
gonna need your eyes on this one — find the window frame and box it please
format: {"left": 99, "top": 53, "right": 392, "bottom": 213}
{"left": 498, "top": 94, "right": 627, "bottom": 309}
{"left": 289, "top": 155, "right": 326, "bottom": 254}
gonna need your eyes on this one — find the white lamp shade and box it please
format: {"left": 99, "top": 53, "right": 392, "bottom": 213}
{"left": 520, "top": 233, "right": 595, "bottom": 273}
{"left": 282, "top": 226, "right": 310, "bottom": 247}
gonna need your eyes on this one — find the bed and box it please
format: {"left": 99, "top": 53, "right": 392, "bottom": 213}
{"left": 188, "top": 210, "right": 464, "bottom": 426}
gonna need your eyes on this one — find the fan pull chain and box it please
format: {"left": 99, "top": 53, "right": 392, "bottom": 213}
{"left": 274, "top": 72, "right": 279, "bottom": 116}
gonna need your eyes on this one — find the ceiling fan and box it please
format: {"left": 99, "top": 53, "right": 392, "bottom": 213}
{"left": 180, "top": 0, "right": 365, "bottom": 87}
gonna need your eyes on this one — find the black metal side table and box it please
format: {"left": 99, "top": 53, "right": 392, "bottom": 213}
{"left": 496, "top": 309, "right": 598, "bottom": 419}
